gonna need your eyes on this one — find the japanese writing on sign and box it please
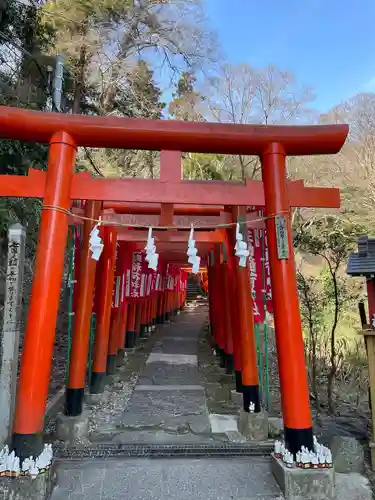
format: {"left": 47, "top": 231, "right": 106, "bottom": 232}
{"left": 140, "top": 274, "right": 146, "bottom": 297}
{"left": 3, "top": 225, "right": 26, "bottom": 332}
{"left": 248, "top": 229, "right": 260, "bottom": 320}
{"left": 275, "top": 215, "right": 289, "bottom": 260}
{"left": 121, "top": 272, "right": 126, "bottom": 303}
{"left": 125, "top": 269, "right": 131, "bottom": 298}
{"left": 114, "top": 276, "right": 121, "bottom": 308}
{"left": 264, "top": 229, "right": 273, "bottom": 311}
{"left": 131, "top": 252, "right": 142, "bottom": 298}
{"left": 248, "top": 229, "right": 265, "bottom": 323}
{"left": 5, "top": 240, "right": 21, "bottom": 326}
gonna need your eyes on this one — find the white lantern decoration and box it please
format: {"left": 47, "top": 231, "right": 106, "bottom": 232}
{"left": 187, "top": 225, "right": 200, "bottom": 274}
{"left": 235, "top": 223, "right": 249, "bottom": 267}
{"left": 89, "top": 219, "right": 104, "bottom": 261}
{"left": 144, "top": 227, "right": 159, "bottom": 272}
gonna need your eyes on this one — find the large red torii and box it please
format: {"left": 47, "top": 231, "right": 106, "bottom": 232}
{"left": 0, "top": 106, "right": 348, "bottom": 460}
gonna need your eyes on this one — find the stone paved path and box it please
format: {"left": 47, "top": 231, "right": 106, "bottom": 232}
{"left": 115, "top": 304, "right": 212, "bottom": 439}
{"left": 50, "top": 304, "right": 283, "bottom": 499}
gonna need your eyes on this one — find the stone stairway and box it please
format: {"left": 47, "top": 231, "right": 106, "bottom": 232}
{"left": 186, "top": 278, "right": 202, "bottom": 300}
{"left": 50, "top": 304, "right": 283, "bottom": 500}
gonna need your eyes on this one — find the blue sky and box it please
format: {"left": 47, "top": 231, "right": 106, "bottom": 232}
{"left": 204, "top": 0, "right": 375, "bottom": 112}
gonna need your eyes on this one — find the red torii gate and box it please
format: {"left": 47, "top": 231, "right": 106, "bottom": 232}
{"left": 0, "top": 106, "right": 348, "bottom": 459}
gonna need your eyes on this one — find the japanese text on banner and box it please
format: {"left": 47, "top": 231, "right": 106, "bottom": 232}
{"left": 248, "top": 228, "right": 265, "bottom": 323}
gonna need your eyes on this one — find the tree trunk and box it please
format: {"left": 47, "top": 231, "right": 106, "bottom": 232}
{"left": 72, "top": 46, "right": 87, "bottom": 114}
{"left": 327, "top": 270, "right": 340, "bottom": 414}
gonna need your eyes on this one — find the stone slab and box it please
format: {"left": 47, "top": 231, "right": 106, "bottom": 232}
{"left": 110, "top": 430, "right": 216, "bottom": 444}
{"left": 146, "top": 354, "right": 197, "bottom": 365}
{"left": 0, "top": 463, "right": 56, "bottom": 500}
{"left": 238, "top": 410, "right": 269, "bottom": 441}
{"left": 138, "top": 362, "right": 201, "bottom": 386}
{"left": 271, "top": 454, "right": 334, "bottom": 500}
{"left": 230, "top": 389, "right": 243, "bottom": 406}
{"left": 162, "top": 337, "right": 196, "bottom": 341}
{"left": 268, "top": 417, "right": 284, "bottom": 438}
{"left": 330, "top": 436, "right": 364, "bottom": 474}
{"left": 50, "top": 457, "right": 282, "bottom": 500}
{"left": 152, "top": 340, "right": 198, "bottom": 355}
{"left": 335, "top": 472, "right": 372, "bottom": 500}
{"left": 56, "top": 412, "right": 90, "bottom": 444}
{"left": 119, "top": 388, "right": 209, "bottom": 430}
{"left": 209, "top": 414, "right": 238, "bottom": 434}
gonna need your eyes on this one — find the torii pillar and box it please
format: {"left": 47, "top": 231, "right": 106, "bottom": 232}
{"left": 262, "top": 143, "right": 313, "bottom": 454}
{"left": 12, "top": 132, "right": 76, "bottom": 458}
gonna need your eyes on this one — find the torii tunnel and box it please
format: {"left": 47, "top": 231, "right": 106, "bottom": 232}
{"left": 0, "top": 106, "right": 348, "bottom": 459}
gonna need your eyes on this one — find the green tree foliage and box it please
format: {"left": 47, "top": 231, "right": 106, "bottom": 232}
{"left": 87, "top": 60, "right": 166, "bottom": 178}
{"left": 295, "top": 216, "right": 361, "bottom": 413}
{"left": 168, "top": 72, "right": 232, "bottom": 180}
{"left": 0, "top": 0, "right": 54, "bottom": 255}
{"left": 169, "top": 71, "right": 204, "bottom": 122}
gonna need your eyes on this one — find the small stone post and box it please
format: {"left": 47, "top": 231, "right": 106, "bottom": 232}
{"left": 0, "top": 223, "right": 26, "bottom": 444}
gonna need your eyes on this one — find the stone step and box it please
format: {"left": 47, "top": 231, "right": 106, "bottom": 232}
{"left": 51, "top": 457, "right": 282, "bottom": 500}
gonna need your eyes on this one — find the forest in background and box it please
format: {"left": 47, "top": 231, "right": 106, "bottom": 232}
{"left": 0, "top": 0, "right": 374, "bottom": 422}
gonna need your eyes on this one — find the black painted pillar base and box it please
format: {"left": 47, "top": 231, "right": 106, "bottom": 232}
{"left": 225, "top": 353, "right": 234, "bottom": 374}
{"left": 140, "top": 324, "right": 147, "bottom": 338}
{"left": 155, "top": 315, "right": 162, "bottom": 325}
{"left": 219, "top": 349, "right": 226, "bottom": 368}
{"left": 116, "top": 348, "right": 125, "bottom": 366}
{"left": 11, "top": 432, "right": 43, "bottom": 461}
{"left": 284, "top": 427, "right": 314, "bottom": 457}
{"left": 242, "top": 384, "right": 261, "bottom": 413}
{"left": 65, "top": 387, "right": 84, "bottom": 417}
{"left": 106, "top": 354, "right": 117, "bottom": 375}
{"left": 165, "top": 312, "right": 170, "bottom": 322}
{"left": 214, "top": 344, "right": 220, "bottom": 355}
{"left": 235, "top": 370, "right": 243, "bottom": 393}
{"left": 90, "top": 371, "right": 106, "bottom": 394}
{"left": 125, "top": 331, "right": 136, "bottom": 348}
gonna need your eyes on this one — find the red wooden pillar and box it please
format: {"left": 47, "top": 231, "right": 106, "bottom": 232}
{"left": 117, "top": 302, "right": 128, "bottom": 362}
{"left": 262, "top": 142, "right": 313, "bottom": 455}
{"left": 207, "top": 254, "right": 215, "bottom": 343}
{"left": 147, "top": 295, "right": 152, "bottom": 330}
{"left": 152, "top": 294, "right": 157, "bottom": 326}
{"left": 214, "top": 244, "right": 226, "bottom": 367}
{"left": 107, "top": 309, "right": 120, "bottom": 374}
{"left": 144, "top": 296, "right": 149, "bottom": 331}
{"left": 135, "top": 301, "right": 142, "bottom": 340}
{"left": 65, "top": 200, "right": 101, "bottom": 417}
{"left": 221, "top": 241, "right": 235, "bottom": 374}
{"left": 232, "top": 207, "right": 260, "bottom": 411}
{"left": 165, "top": 290, "right": 170, "bottom": 321}
{"left": 126, "top": 303, "right": 136, "bottom": 347}
{"left": 90, "top": 227, "right": 117, "bottom": 393}
{"left": 209, "top": 250, "right": 220, "bottom": 356}
{"left": 162, "top": 287, "right": 167, "bottom": 321}
{"left": 12, "top": 132, "right": 76, "bottom": 459}
{"left": 140, "top": 298, "right": 147, "bottom": 337}
{"left": 225, "top": 228, "right": 242, "bottom": 389}
{"left": 158, "top": 291, "right": 165, "bottom": 324}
